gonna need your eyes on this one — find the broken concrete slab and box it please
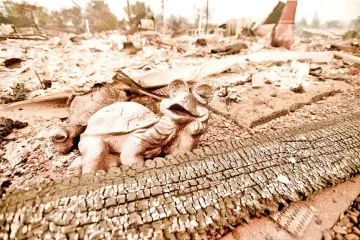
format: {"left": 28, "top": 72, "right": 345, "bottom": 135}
{"left": 0, "top": 91, "right": 71, "bottom": 120}
{"left": 334, "top": 51, "right": 360, "bottom": 64}
{"left": 331, "top": 44, "right": 360, "bottom": 53}
{"left": 209, "top": 80, "right": 350, "bottom": 128}
{"left": 301, "top": 28, "right": 346, "bottom": 39}
{"left": 0, "top": 51, "right": 335, "bottom": 121}
{"left": 248, "top": 51, "right": 334, "bottom": 64}
{"left": 221, "top": 175, "right": 360, "bottom": 240}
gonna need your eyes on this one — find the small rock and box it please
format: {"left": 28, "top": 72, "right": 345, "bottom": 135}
{"left": 42, "top": 80, "right": 52, "bottom": 89}
{"left": 349, "top": 215, "right": 357, "bottom": 224}
{"left": 310, "top": 63, "right": 321, "bottom": 70}
{"left": 349, "top": 209, "right": 360, "bottom": 215}
{"left": 336, "top": 233, "right": 345, "bottom": 240}
{"left": 121, "top": 41, "right": 141, "bottom": 55}
{"left": 334, "top": 226, "right": 348, "bottom": 235}
{"left": 3, "top": 170, "right": 11, "bottom": 177}
{"left": 352, "top": 226, "right": 360, "bottom": 236}
{"left": 211, "top": 42, "right": 248, "bottom": 54}
{"left": 340, "top": 217, "right": 351, "bottom": 226}
{"left": 217, "top": 87, "right": 227, "bottom": 97}
{"left": 3, "top": 58, "right": 22, "bottom": 68}
{"left": 344, "top": 234, "right": 360, "bottom": 240}
{"left": 265, "top": 235, "right": 273, "bottom": 240}
{"left": 323, "top": 230, "right": 333, "bottom": 240}
{"left": 0, "top": 178, "right": 11, "bottom": 188}
{"left": 315, "top": 218, "right": 322, "bottom": 225}
{"left": 348, "top": 68, "right": 359, "bottom": 76}
{"left": 70, "top": 35, "right": 86, "bottom": 44}
{"left": 195, "top": 38, "right": 207, "bottom": 46}
{"left": 290, "top": 83, "right": 305, "bottom": 93}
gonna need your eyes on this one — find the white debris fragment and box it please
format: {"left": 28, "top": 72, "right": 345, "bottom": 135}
{"left": 252, "top": 72, "right": 265, "bottom": 88}
{"left": 289, "top": 157, "right": 296, "bottom": 164}
{"left": 277, "top": 175, "right": 290, "bottom": 184}
{"left": 295, "top": 63, "right": 310, "bottom": 82}
{"left": 265, "top": 70, "right": 279, "bottom": 84}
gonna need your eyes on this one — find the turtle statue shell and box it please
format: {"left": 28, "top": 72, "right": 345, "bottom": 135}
{"left": 68, "top": 84, "right": 126, "bottom": 127}
{"left": 84, "top": 102, "right": 160, "bottom": 135}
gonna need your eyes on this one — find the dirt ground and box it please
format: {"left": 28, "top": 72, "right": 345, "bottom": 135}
{"left": 0, "top": 32, "right": 359, "bottom": 194}
{"left": 1, "top": 88, "right": 359, "bottom": 190}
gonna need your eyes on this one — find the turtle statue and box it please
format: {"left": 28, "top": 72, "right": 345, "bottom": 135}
{"left": 69, "top": 79, "right": 213, "bottom": 174}
{"left": 49, "top": 83, "right": 127, "bottom": 154}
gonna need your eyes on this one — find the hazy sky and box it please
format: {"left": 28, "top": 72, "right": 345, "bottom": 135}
{"left": 16, "top": 0, "right": 360, "bottom": 24}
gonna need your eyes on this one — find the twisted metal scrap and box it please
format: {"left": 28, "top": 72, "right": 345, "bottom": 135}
{"left": 1, "top": 113, "right": 360, "bottom": 239}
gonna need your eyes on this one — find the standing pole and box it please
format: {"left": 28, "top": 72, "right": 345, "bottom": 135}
{"left": 205, "top": 0, "right": 209, "bottom": 33}
{"left": 85, "top": 19, "right": 90, "bottom": 33}
{"left": 162, "top": 0, "right": 166, "bottom": 33}
{"left": 127, "top": 0, "right": 131, "bottom": 23}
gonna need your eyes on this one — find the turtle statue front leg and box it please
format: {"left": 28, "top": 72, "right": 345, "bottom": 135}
{"left": 178, "top": 120, "right": 207, "bottom": 151}
{"left": 120, "top": 135, "right": 147, "bottom": 165}
{"left": 78, "top": 137, "right": 110, "bottom": 174}
{"left": 166, "top": 120, "right": 208, "bottom": 155}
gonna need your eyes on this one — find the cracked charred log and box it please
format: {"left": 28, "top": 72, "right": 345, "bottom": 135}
{"left": 1, "top": 113, "right": 360, "bottom": 239}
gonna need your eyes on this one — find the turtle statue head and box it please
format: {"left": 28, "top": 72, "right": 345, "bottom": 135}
{"left": 160, "top": 79, "right": 213, "bottom": 124}
{"left": 49, "top": 125, "right": 85, "bottom": 154}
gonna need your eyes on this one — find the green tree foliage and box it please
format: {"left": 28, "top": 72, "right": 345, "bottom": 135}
{"left": 349, "top": 16, "right": 360, "bottom": 30}
{"left": 51, "top": 7, "right": 84, "bottom": 33}
{"left": 86, "top": 1, "right": 118, "bottom": 32}
{"left": 311, "top": 12, "right": 320, "bottom": 28}
{"left": 0, "top": 1, "right": 49, "bottom": 29}
{"left": 326, "top": 20, "right": 341, "bottom": 28}
{"left": 297, "top": 17, "right": 308, "bottom": 28}
{"left": 167, "top": 15, "right": 191, "bottom": 32}
{"left": 124, "top": 1, "right": 153, "bottom": 25}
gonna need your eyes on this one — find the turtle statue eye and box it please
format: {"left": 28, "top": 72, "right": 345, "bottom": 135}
{"left": 192, "top": 83, "right": 213, "bottom": 104}
{"left": 54, "top": 135, "right": 67, "bottom": 143}
{"left": 168, "top": 79, "right": 189, "bottom": 98}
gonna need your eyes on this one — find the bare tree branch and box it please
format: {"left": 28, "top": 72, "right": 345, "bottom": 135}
{"left": 71, "top": 0, "right": 112, "bottom": 31}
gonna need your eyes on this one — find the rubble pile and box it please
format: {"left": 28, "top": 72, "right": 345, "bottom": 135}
{"left": 324, "top": 196, "right": 360, "bottom": 240}
{"left": 0, "top": 15, "right": 359, "bottom": 240}
{"left": 0, "top": 28, "right": 358, "bottom": 189}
